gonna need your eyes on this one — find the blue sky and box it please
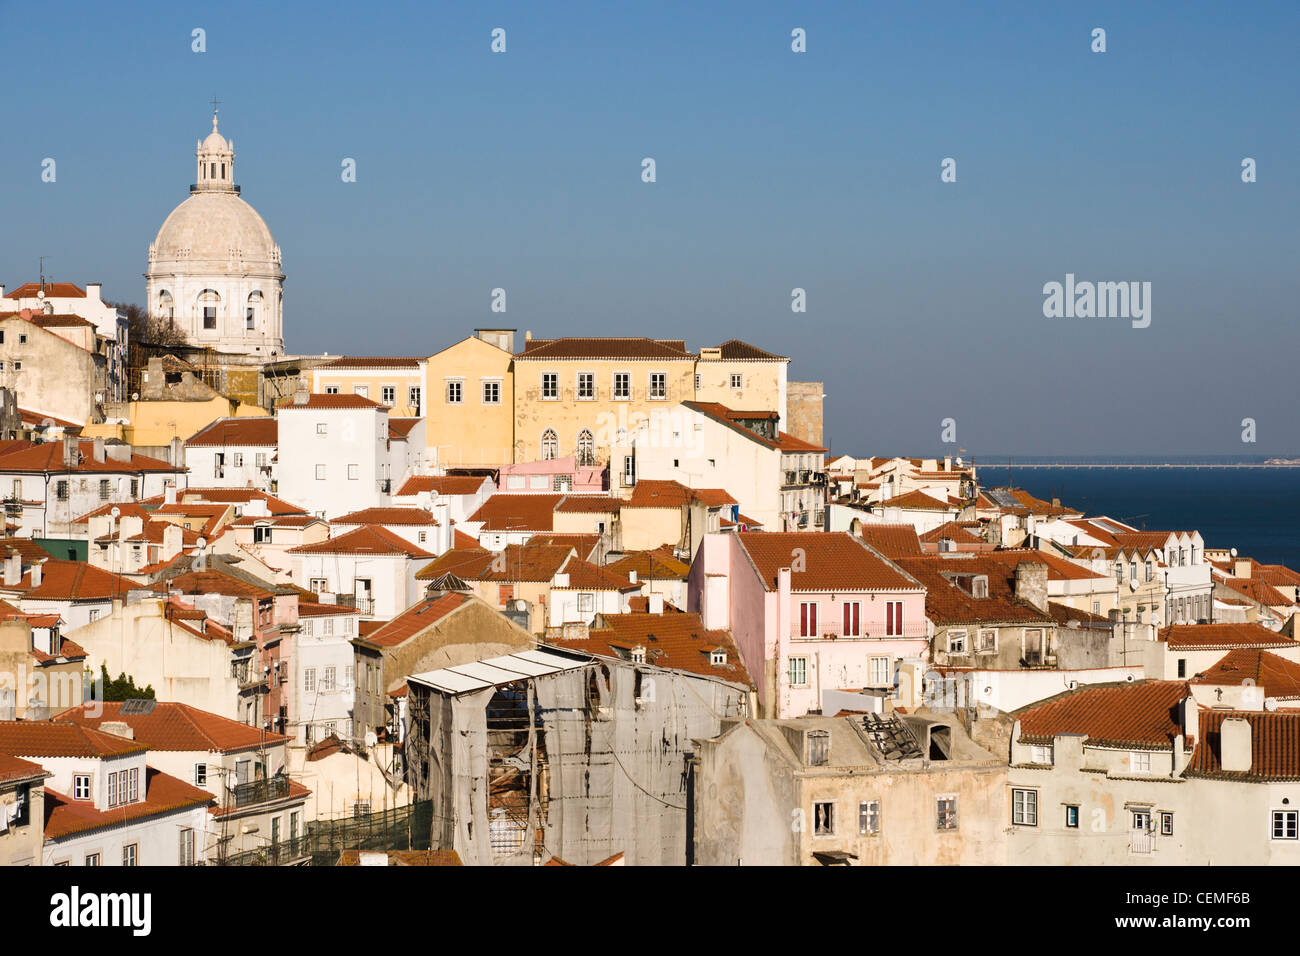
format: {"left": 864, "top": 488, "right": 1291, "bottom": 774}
{"left": 3, "top": 0, "right": 1297, "bottom": 456}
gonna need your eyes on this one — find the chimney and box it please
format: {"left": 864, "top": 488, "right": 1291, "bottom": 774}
{"left": 62, "top": 434, "right": 79, "bottom": 469}
{"left": 554, "top": 572, "right": 570, "bottom": 588}
{"left": 86, "top": 282, "right": 102, "bottom": 302}
{"left": 93, "top": 438, "right": 106, "bottom": 463}
{"left": 1234, "top": 558, "right": 1251, "bottom": 578}
{"left": 648, "top": 593, "right": 664, "bottom": 614}
{"left": 3, "top": 553, "right": 20, "bottom": 586}
{"left": 0, "top": 285, "right": 5, "bottom": 297}
{"left": 434, "top": 502, "right": 451, "bottom": 555}
{"left": 628, "top": 570, "right": 638, "bottom": 586}
{"left": 1219, "top": 717, "right": 1252, "bottom": 773}
{"left": 524, "top": 330, "right": 532, "bottom": 344}
{"left": 293, "top": 387, "right": 309, "bottom": 406}
{"left": 1014, "top": 562, "right": 1049, "bottom": 613}
{"left": 164, "top": 483, "right": 178, "bottom": 506}
{"left": 30, "top": 561, "right": 42, "bottom": 587}
{"left": 98, "top": 721, "right": 134, "bottom": 740}
{"left": 170, "top": 436, "right": 185, "bottom": 469}
{"left": 162, "top": 523, "right": 183, "bottom": 561}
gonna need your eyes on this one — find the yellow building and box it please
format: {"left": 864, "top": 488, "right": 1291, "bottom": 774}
{"left": 512, "top": 336, "right": 697, "bottom": 467}
{"left": 694, "top": 340, "right": 790, "bottom": 423}
{"left": 310, "top": 356, "right": 426, "bottom": 418}
{"left": 423, "top": 331, "right": 515, "bottom": 468}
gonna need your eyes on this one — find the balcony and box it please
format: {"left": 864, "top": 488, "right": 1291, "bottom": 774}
{"left": 336, "top": 594, "right": 374, "bottom": 616}
{"left": 214, "top": 834, "right": 311, "bottom": 867}
{"left": 792, "top": 621, "right": 929, "bottom": 642}
{"left": 229, "top": 775, "right": 291, "bottom": 809}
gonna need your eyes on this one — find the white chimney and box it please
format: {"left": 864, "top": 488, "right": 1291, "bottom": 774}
{"left": 93, "top": 438, "right": 106, "bottom": 463}
{"left": 434, "top": 502, "right": 451, "bottom": 555}
{"left": 554, "top": 572, "right": 570, "bottom": 588}
{"left": 2, "top": 553, "right": 20, "bottom": 586}
{"left": 1220, "top": 718, "right": 1252, "bottom": 773}
{"left": 30, "top": 562, "right": 42, "bottom": 587}
{"left": 86, "top": 282, "right": 103, "bottom": 302}
{"left": 162, "top": 524, "right": 183, "bottom": 561}
{"left": 648, "top": 593, "right": 664, "bottom": 614}
{"left": 164, "top": 483, "right": 178, "bottom": 505}
{"left": 628, "top": 570, "right": 638, "bottom": 585}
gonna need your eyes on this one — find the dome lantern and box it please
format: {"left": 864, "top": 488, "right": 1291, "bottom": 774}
{"left": 194, "top": 107, "right": 237, "bottom": 194}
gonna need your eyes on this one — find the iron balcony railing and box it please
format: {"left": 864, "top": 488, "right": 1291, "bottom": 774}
{"left": 214, "top": 834, "right": 310, "bottom": 866}
{"left": 229, "top": 775, "right": 291, "bottom": 809}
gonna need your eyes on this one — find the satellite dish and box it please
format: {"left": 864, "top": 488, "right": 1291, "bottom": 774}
{"left": 110, "top": 506, "right": 120, "bottom": 519}
{"left": 1230, "top": 548, "right": 1238, "bottom": 557}
{"left": 132, "top": 392, "right": 140, "bottom": 401}
{"left": 364, "top": 731, "right": 378, "bottom": 748}
{"left": 1265, "top": 698, "right": 1278, "bottom": 712}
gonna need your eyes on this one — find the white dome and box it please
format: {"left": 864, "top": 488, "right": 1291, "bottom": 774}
{"left": 149, "top": 191, "right": 282, "bottom": 273}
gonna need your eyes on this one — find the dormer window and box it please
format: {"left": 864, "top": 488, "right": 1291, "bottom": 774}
{"left": 710, "top": 648, "right": 726, "bottom": 666}
{"left": 972, "top": 575, "right": 988, "bottom": 599}
{"left": 806, "top": 730, "right": 830, "bottom": 766}
{"left": 630, "top": 646, "right": 646, "bottom": 664}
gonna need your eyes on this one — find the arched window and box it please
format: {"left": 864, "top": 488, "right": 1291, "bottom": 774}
{"left": 157, "top": 290, "right": 174, "bottom": 320}
{"left": 576, "top": 429, "right": 595, "bottom": 466}
{"left": 198, "top": 289, "right": 221, "bottom": 330}
{"left": 541, "top": 429, "right": 559, "bottom": 461}
{"left": 246, "top": 290, "right": 263, "bottom": 331}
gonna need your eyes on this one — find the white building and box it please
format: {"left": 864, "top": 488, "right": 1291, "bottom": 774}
{"left": 276, "top": 393, "right": 392, "bottom": 518}
{"left": 288, "top": 525, "right": 433, "bottom": 620}
{"left": 185, "top": 417, "right": 278, "bottom": 490}
{"left": 293, "top": 604, "right": 361, "bottom": 746}
{"left": 145, "top": 110, "right": 285, "bottom": 356}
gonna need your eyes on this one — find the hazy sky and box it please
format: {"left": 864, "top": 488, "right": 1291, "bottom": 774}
{"left": 3, "top": 0, "right": 1296, "bottom": 456}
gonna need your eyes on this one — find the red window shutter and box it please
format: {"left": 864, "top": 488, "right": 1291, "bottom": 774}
{"left": 800, "top": 603, "right": 808, "bottom": 637}
{"left": 843, "top": 603, "right": 851, "bottom": 635}
{"left": 852, "top": 602, "right": 860, "bottom": 636}
{"left": 809, "top": 603, "right": 817, "bottom": 636}
{"left": 896, "top": 602, "right": 903, "bottom": 635}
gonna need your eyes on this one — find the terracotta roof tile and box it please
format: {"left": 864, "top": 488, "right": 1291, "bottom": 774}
{"left": 278, "top": 393, "right": 382, "bottom": 410}
{"left": 1185, "top": 709, "right": 1300, "bottom": 781}
{"left": 397, "top": 475, "right": 489, "bottom": 497}
{"left": 387, "top": 418, "right": 419, "bottom": 439}
{"left": 0, "top": 752, "right": 48, "bottom": 786}
{"left": 317, "top": 356, "right": 422, "bottom": 369}
{"left": 1161, "top": 623, "right": 1295, "bottom": 650}
{"left": 625, "top": 480, "right": 735, "bottom": 509}
{"left": 1016, "top": 681, "right": 1189, "bottom": 750}
{"left": 517, "top": 337, "right": 693, "bottom": 360}
{"left": 288, "top": 525, "right": 433, "bottom": 558}
{"left": 711, "top": 339, "right": 787, "bottom": 361}
{"left": 987, "top": 549, "right": 1108, "bottom": 581}
{"left": 5, "top": 560, "right": 136, "bottom": 601}
{"left": 554, "top": 496, "right": 622, "bottom": 514}
{"left": 0, "top": 441, "right": 182, "bottom": 474}
{"left": 918, "top": 521, "right": 984, "bottom": 546}
{"left": 335, "top": 507, "right": 436, "bottom": 526}
{"left": 417, "top": 543, "right": 572, "bottom": 583}
{"left": 44, "top": 768, "right": 215, "bottom": 839}
{"left": 885, "top": 489, "right": 953, "bottom": 511}
{"left": 468, "top": 494, "right": 561, "bottom": 532}
{"left": 856, "top": 523, "right": 924, "bottom": 558}
{"left": 361, "top": 592, "right": 471, "bottom": 647}
{"left": 0, "top": 720, "right": 147, "bottom": 758}
{"left": 1190, "top": 649, "right": 1300, "bottom": 699}
{"left": 737, "top": 532, "right": 921, "bottom": 593}
{"left": 894, "top": 554, "right": 1055, "bottom": 626}
{"left": 5, "top": 282, "right": 86, "bottom": 299}
{"left": 60, "top": 702, "right": 289, "bottom": 752}
{"left": 186, "top": 417, "right": 277, "bottom": 447}
{"left": 555, "top": 558, "right": 640, "bottom": 592}
{"left": 604, "top": 547, "right": 691, "bottom": 582}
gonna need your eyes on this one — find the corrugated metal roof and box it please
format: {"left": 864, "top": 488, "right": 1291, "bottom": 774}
{"left": 408, "top": 648, "right": 592, "bottom": 695}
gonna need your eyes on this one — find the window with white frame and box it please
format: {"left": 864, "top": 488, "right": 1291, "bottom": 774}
{"left": 947, "top": 630, "right": 967, "bottom": 654}
{"left": 613, "top": 372, "right": 630, "bottom": 400}
{"left": 937, "top": 795, "right": 958, "bottom": 830}
{"left": 1012, "top": 788, "right": 1038, "bottom": 826}
{"left": 381, "top": 386, "right": 396, "bottom": 406}
{"left": 799, "top": 601, "right": 818, "bottom": 637}
{"left": 868, "top": 656, "right": 890, "bottom": 687}
{"left": 123, "top": 844, "right": 138, "bottom": 866}
{"left": 577, "top": 372, "right": 595, "bottom": 400}
{"left": 232, "top": 453, "right": 244, "bottom": 467}
{"left": 446, "top": 379, "right": 463, "bottom": 404}
{"left": 325, "top": 385, "right": 339, "bottom": 394}
{"left": 482, "top": 379, "right": 502, "bottom": 404}
{"left": 304, "top": 668, "right": 317, "bottom": 693}
{"left": 315, "top": 464, "right": 326, "bottom": 480}
{"left": 322, "top": 666, "right": 336, "bottom": 691}
{"left": 1273, "top": 810, "right": 1298, "bottom": 840}
{"left": 348, "top": 464, "right": 359, "bottom": 480}
{"left": 354, "top": 385, "right": 369, "bottom": 397}
{"left": 730, "top": 373, "right": 743, "bottom": 389}
{"left": 977, "top": 629, "right": 997, "bottom": 653}
{"left": 788, "top": 656, "right": 808, "bottom": 687}
{"left": 541, "top": 373, "right": 558, "bottom": 399}
{"left": 577, "top": 593, "right": 594, "bottom": 612}
{"left": 316, "top": 422, "right": 327, "bottom": 435}
{"left": 310, "top": 578, "right": 327, "bottom": 593}
{"left": 179, "top": 828, "right": 196, "bottom": 866}
{"left": 541, "top": 429, "right": 559, "bottom": 461}
{"left": 194, "top": 763, "right": 207, "bottom": 786}
{"left": 859, "top": 800, "right": 880, "bottom": 835}
{"left": 409, "top": 386, "right": 422, "bottom": 413}
{"left": 1030, "top": 744, "right": 1053, "bottom": 765}
{"left": 649, "top": 372, "right": 667, "bottom": 399}
{"left": 1130, "top": 751, "right": 1152, "bottom": 774}
{"left": 73, "top": 775, "right": 91, "bottom": 800}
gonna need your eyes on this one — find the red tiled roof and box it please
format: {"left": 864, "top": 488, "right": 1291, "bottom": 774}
{"left": 278, "top": 393, "right": 382, "bottom": 410}
{"left": 360, "top": 592, "right": 471, "bottom": 647}
{"left": 1218, "top": 576, "right": 1292, "bottom": 608}
{"left": 416, "top": 543, "right": 572, "bottom": 583}
{"left": 885, "top": 489, "right": 953, "bottom": 511}
{"left": 549, "top": 611, "right": 754, "bottom": 688}
{"left": 625, "top": 480, "right": 735, "bottom": 509}
{"left": 775, "top": 431, "right": 827, "bottom": 453}
{"left": 524, "top": 533, "right": 601, "bottom": 560}
{"left": 894, "top": 554, "right": 1056, "bottom": 626}
{"left": 60, "top": 702, "right": 289, "bottom": 753}
{"left": 5, "top": 282, "right": 86, "bottom": 299}
{"left": 317, "top": 356, "right": 422, "bottom": 369}
{"left": 737, "top": 532, "right": 921, "bottom": 593}
{"left": 453, "top": 529, "right": 478, "bottom": 549}
{"left": 289, "top": 525, "right": 433, "bottom": 558}
{"left": 397, "top": 475, "right": 489, "bottom": 497}
{"left": 919, "top": 522, "right": 984, "bottom": 546}
{"left": 856, "top": 523, "right": 924, "bottom": 558}
{"left": 44, "top": 768, "right": 215, "bottom": 840}
{"left": 517, "top": 337, "right": 693, "bottom": 360}
{"left": 29, "top": 313, "right": 94, "bottom": 329}
{"left": 554, "top": 496, "right": 622, "bottom": 514}
{"left": 5, "top": 560, "right": 136, "bottom": 601}
{"left": 1017, "top": 681, "right": 1189, "bottom": 750}
{"left": 555, "top": 558, "right": 640, "bottom": 592}
{"left": 387, "top": 418, "right": 419, "bottom": 439}
{"left": 1161, "top": 623, "right": 1295, "bottom": 650}
{"left": 73, "top": 501, "right": 153, "bottom": 524}
{"left": 604, "top": 547, "right": 691, "bottom": 582}
{"left": 0, "top": 752, "right": 48, "bottom": 786}
{"left": 1185, "top": 710, "right": 1300, "bottom": 781}
{"left": 711, "top": 339, "right": 788, "bottom": 361}
{"left": 154, "top": 568, "right": 277, "bottom": 600}
{"left": 186, "top": 417, "right": 277, "bottom": 447}
{"left": 335, "top": 507, "right": 436, "bottom": 526}
{"left": 987, "top": 549, "right": 1108, "bottom": 582}
{"left": 0, "top": 720, "right": 146, "bottom": 758}
{"left": 468, "top": 494, "right": 561, "bottom": 532}
{"left": 0, "top": 441, "right": 181, "bottom": 474}
{"left": 172, "top": 488, "right": 306, "bottom": 515}
{"left": 1191, "top": 649, "right": 1300, "bottom": 699}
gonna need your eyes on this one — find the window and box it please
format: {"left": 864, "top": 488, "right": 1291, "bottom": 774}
{"left": 886, "top": 601, "right": 904, "bottom": 636}
{"left": 649, "top": 372, "right": 667, "bottom": 399}
{"left": 253, "top": 524, "right": 272, "bottom": 543}
{"left": 1177, "top": 658, "right": 1186, "bottom": 678}
{"left": 482, "top": 380, "right": 501, "bottom": 404}
{"left": 322, "top": 667, "right": 336, "bottom": 691}
{"left": 1065, "top": 805, "right": 1080, "bottom": 828}
{"left": 788, "top": 656, "right": 808, "bottom": 687}
{"left": 947, "top": 630, "right": 967, "bottom": 654}
{"left": 1092, "top": 600, "right": 1101, "bottom": 615}
{"left": 977, "top": 629, "right": 997, "bottom": 653}
{"left": 98, "top": 479, "right": 111, "bottom": 501}
{"left": 179, "top": 828, "right": 196, "bottom": 866}
{"left": 1160, "top": 812, "right": 1174, "bottom": 836}
{"left": 354, "top": 385, "right": 369, "bottom": 397}
{"left": 813, "top": 801, "right": 835, "bottom": 836}
{"left": 1131, "top": 751, "right": 1152, "bottom": 774}
{"left": 694, "top": 373, "right": 700, "bottom": 389}
{"left": 348, "top": 464, "right": 359, "bottom": 480}
{"left": 304, "top": 668, "right": 317, "bottom": 692}
{"left": 799, "top": 601, "right": 817, "bottom": 637}
{"left": 807, "top": 730, "right": 830, "bottom": 765}
{"left": 316, "top": 422, "right": 327, "bottom": 435}
{"left": 623, "top": 455, "right": 635, "bottom": 485}
{"left": 1130, "top": 561, "right": 1138, "bottom": 582}
{"left": 859, "top": 801, "right": 880, "bottom": 836}
{"left": 108, "top": 771, "right": 119, "bottom": 808}
{"left": 577, "top": 593, "right": 594, "bottom": 613}
{"left": 194, "top": 763, "right": 207, "bottom": 786}
{"left": 89, "top": 609, "right": 100, "bottom": 623}
{"left": 1145, "top": 560, "right": 1153, "bottom": 581}
{"left": 85, "top": 853, "right": 101, "bottom": 866}
{"left": 868, "top": 656, "right": 890, "bottom": 686}
{"left": 1030, "top": 744, "right": 1053, "bottom": 765}
{"left": 446, "top": 380, "right": 463, "bottom": 404}
{"left": 1114, "top": 563, "right": 1124, "bottom": 584}
{"left": 937, "top": 795, "right": 958, "bottom": 830}
{"left": 541, "top": 373, "right": 558, "bottom": 399}
{"left": 577, "top": 372, "right": 595, "bottom": 400}
{"left": 128, "top": 767, "right": 138, "bottom": 803}
{"left": 1012, "top": 789, "right": 1038, "bottom": 826}
{"left": 56, "top": 480, "right": 69, "bottom": 501}
{"left": 842, "top": 601, "right": 860, "bottom": 636}
{"left": 315, "top": 464, "right": 326, "bottom": 480}
{"left": 613, "top": 372, "right": 630, "bottom": 400}
{"left": 408, "top": 386, "right": 422, "bottom": 413}
{"left": 1273, "top": 810, "right": 1298, "bottom": 840}
{"left": 325, "top": 385, "right": 339, "bottom": 394}
{"left": 246, "top": 308, "right": 255, "bottom": 330}
{"left": 730, "top": 373, "right": 743, "bottom": 389}
{"left": 122, "top": 844, "right": 138, "bottom": 866}
{"left": 73, "top": 775, "right": 91, "bottom": 800}
{"left": 576, "top": 429, "right": 595, "bottom": 466}
{"left": 381, "top": 386, "right": 396, "bottom": 406}
{"left": 541, "top": 429, "right": 559, "bottom": 461}
{"left": 291, "top": 811, "right": 301, "bottom": 840}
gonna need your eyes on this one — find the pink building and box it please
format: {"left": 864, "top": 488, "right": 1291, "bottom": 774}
{"left": 689, "top": 532, "right": 929, "bottom": 717}
{"left": 496, "top": 455, "right": 606, "bottom": 494}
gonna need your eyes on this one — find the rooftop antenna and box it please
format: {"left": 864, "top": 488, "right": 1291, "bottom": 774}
{"left": 38, "top": 256, "right": 48, "bottom": 296}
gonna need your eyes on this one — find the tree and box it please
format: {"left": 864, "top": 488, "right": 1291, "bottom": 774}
{"left": 107, "top": 300, "right": 189, "bottom": 348}
{"left": 92, "top": 664, "right": 156, "bottom": 701}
